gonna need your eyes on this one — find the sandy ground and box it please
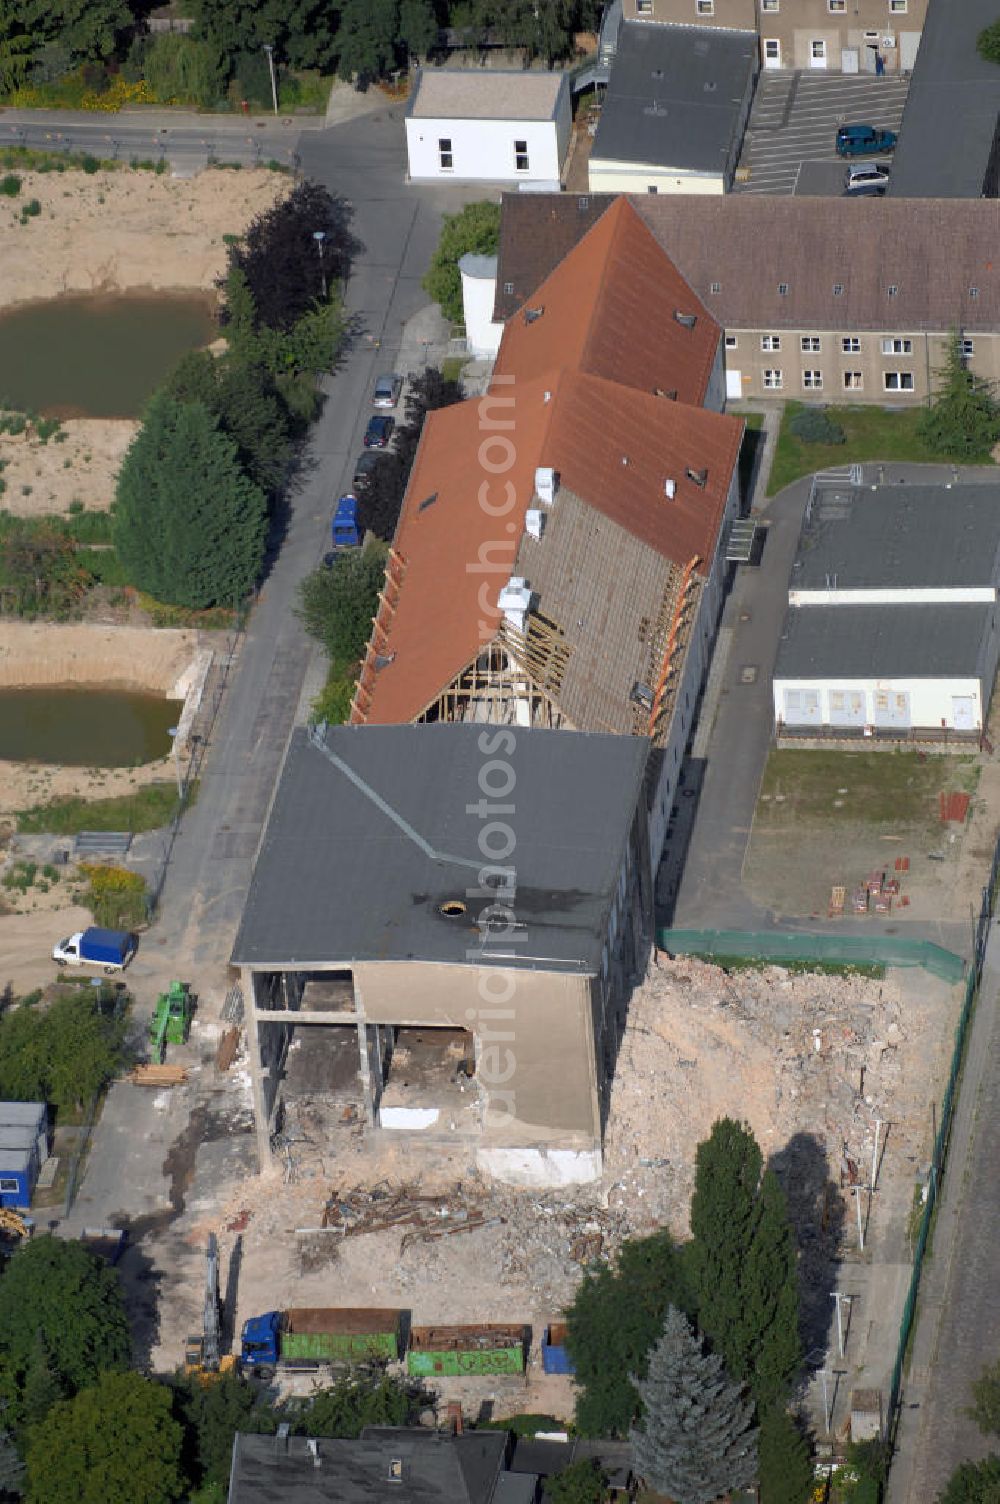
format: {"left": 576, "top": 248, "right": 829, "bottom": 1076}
{"left": 0, "top": 168, "right": 287, "bottom": 312}
{"left": 148, "top": 954, "right": 956, "bottom": 1416}
{"left": 0, "top": 419, "right": 136, "bottom": 515}
{"left": 0, "top": 166, "right": 286, "bottom": 512}
{"left": 0, "top": 902, "right": 94, "bottom": 994}
{"left": 0, "top": 756, "right": 177, "bottom": 826}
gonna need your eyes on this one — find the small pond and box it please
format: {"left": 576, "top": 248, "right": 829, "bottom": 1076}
{"left": 0, "top": 688, "right": 183, "bottom": 766}
{"left": 0, "top": 292, "right": 218, "bottom": 419}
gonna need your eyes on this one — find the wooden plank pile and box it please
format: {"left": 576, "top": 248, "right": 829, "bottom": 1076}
{"left": 129, "top": 1063, "right": 188, "bottom": 1087}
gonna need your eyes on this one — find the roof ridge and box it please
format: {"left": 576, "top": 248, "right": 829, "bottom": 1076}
{"left": 577, "top": 198, "right": 633, "bottom": 374}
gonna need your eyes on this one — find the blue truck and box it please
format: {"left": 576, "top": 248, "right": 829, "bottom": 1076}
{"left": 52, "top": 927, "right": 136, "bottom": 973}
{"left": 331, "top": 494, "right": 361, "bottom": 550}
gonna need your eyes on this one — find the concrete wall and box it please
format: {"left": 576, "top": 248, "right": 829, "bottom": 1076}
{"left": 589, "top": 157, "right": 725, "bottom": 195}
{"left": 723, "top": 328, "right": 1000, "bottom": 405}
{"left": 405, "top": 113, "right": 566, "bottom": 183}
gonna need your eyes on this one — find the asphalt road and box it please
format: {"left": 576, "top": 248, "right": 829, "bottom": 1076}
{"left": 62, "top": 108, "right": 483, "bottom": 1238}
{"left": 0, "top": 108, "right": 307, "bottom": 170}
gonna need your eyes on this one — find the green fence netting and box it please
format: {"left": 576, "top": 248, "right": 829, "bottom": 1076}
{"left": 656, "top": 928, "right": 967, "bottom": 984}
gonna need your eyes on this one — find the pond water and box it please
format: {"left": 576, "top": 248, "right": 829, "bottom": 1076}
{"left": 0, "top": 688, "right": 183, "bottom": 766}
{"left": 0, "top": 292, "right": 217, "bottom": 418}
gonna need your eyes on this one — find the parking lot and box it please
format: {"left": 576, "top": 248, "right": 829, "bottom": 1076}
{"left": 734, "top": 71, "right": 910, "bottom": 196}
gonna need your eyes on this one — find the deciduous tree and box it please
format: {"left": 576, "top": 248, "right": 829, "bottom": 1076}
{"left": 423, "top": 200, "right": 501, "bottom": 325}
{"left": 335, "top": 0, "right": 400, "bottom": 80}
{"left": 226, "top": 182, "right": 356, "bottom": 333}
{"left": 25, "top": 1372, "right": 184, "bottom": 1504}
{"left": 544, "top": 1457, "right": 609, "bottom": 1503}
{"left": 565, "top": 1230, "right": 693, "bottom": 1438}
{"left": 630, "top": 1305, "right": 758, "bottom": 1504}
{"left": 297, "top": 1374, "right": 418, "bottom": 1437}
{"left": 969, "top": 1359, "right": 1000, "bottom": 1436}
{"left": 174, "top": 1373, "right": 275, "bottom": 1490}
{"left": 297, "top": 544, "right": 388, "bottom": 668}
{"left": 113, "top": 393, "right": 267, "bottom": 609}
{"left": 938, "top": 1455, "right": 1000, "bottom": 1504}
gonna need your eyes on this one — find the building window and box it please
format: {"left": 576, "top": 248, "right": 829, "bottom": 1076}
{"left": 0, "top": 1178, "right": 17, "bottom": 1193}
{"left": 777, "top": 282, "right": 789, "bottom": 296}
{"left": 962, "top": 337, "right": 975, "bottom": 356}
{"left": 636, "top": 0, "right": 653, "bottom": 10}
{"left": 763, "top": 369, "right": 783, "bottom": 389}
{"left": 725, "top": 334, "right": 738, "bottom": 349}
{"left": 800, "top": 335, "right": 821, "bottom": 352}
{"left": 710, "top": 281, "right": 721, "bottom": 294}
{"left": 803, "top": 370, "right": 823, "bottom": 389}
{"left": 884, "top": 371, "right": 915, "bottom": 391}
{"left": 764, "top": 38, "right": 780, "bottom": 62}
{"left": 438, "top": 137, "right": 453, "bottom": 170}
{"left": 812, "top": 39, "right": 827, "bottom": 61}
{"left": 514, "top": 139, "right": 529, "bottom": 172}
{"left": 842, "top": 336, "right": 861, "bottom": 353}
{"left": 833, "top": 283, "right": 844, "bottom": 296}
{"left": 889, "top": 0, "right": 907, "bottom": 10}
{"left": 647, "top": 185, "right": 658, "bottom": 193}
{"left": 843, "top": 371, "right": 863, "bottom": 390}
{"left": 761, "top": 334, "right": 781, "bottom": 351}
{"left": 761, "top": 0, "right": 778, "bottom": 9}
{"left": 828, "top": 0, "right": 846, "bottom": 10}
{"left": 881, "top": 337, "right": 912, "bottom": 354}
{"left": 696, "top": 0, "right": 714, "bottom": 13}
{"left": 971, "top": 286, "right": 980, "bottom": 299}
{"left": 887, "top": 285, "right": 899, "bottom": 298}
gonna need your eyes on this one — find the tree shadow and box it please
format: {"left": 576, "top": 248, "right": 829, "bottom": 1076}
{"left": 767, "top": 1132, "right": 845, "bottom": 1364}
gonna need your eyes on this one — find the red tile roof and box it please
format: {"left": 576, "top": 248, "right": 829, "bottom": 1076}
{"left": 493, "top": 197, "right": 719, "bottom": 407}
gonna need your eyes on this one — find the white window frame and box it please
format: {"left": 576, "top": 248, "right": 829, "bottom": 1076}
{"left": 764, "top": 38, "right": 781, "bottom": 63}
{"left": 962, "top": 337, "right": 975, "bottom": 356}
{"left": 884, "top": 371, "right": 914, "bottom": 391}
{"left": 636, "top": 0, "right": 653, "bottom": 11}
{"left": 763, "top": 369, "right": 783, "bottom": 390}
{"left": 843, "top": 371, "right": 863, "bottom": 390}
{"left": 761, "top": 0, "right": 779, "bottom": 9}
{"left": 889, "top": 0, "right": 907, "bottom": 11}
{"left": 514, "top": 138, "right": 529, "bottom": 172}
{"left": 761, "top": 334, "right": 781, "bottom": 351}
{"left": 725, "top": 334, "right": 738, "bottom": 349}
{"left": 800, "top": 335, "right": 821, "bottom": 352}
{"left": 438, "top": 137, "right": 453, "bottom": 170}
{"left": 841, "top": 336, "right": 861, "bottom": 353}
{"left": 828, "top": 0, "right": 846, "bottom": 10}
{"left": 881, "top": 337, "right": 912, "bottom": 355}
{"left": 802, "top": 370, "right": 823, "bottom": 390}
{"left": 0, "top": 1177, "right": 18, "bottom": 1193}
{"left": 696, "top": 0, "right": 714, "bottom": 13}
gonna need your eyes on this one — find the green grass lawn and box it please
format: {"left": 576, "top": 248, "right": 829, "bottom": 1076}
{"left": 757, "top": 749, "right": 979, "bottom": 829}
{"left": 17, "top": 780, "right": 197, "bottom": 835}
{"left": 441, "top": 356, "right": 466, "bottom": 385}
{"left": 766, "top": 401, "right": 996, "bottom": 496}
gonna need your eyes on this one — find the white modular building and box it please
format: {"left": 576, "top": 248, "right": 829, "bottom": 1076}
{"left": 773, "top": 482, "right": 1000, "bottom": 740}
{"left": 405, "top": 69, "right": 571, "bottom": 185}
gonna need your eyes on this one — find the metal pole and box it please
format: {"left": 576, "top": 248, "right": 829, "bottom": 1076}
{"left": 820, "top": 1368, "right": 831, "bottom": 1433}
{"left": 168, "top": 728, "right": 183, "bottom": 800}
{"left": 855, "top": 1187, "right": 865, "bottom": 1251}
{"left": 832, "top": 1293, "right": 845, "bottom": 1359}
{"left": 263, "top": 45, "right": 278, "bottom": 115}
{"left": 313, "top": 230, "right": 327, "bottom": 299}
{"left": 872, "top": 1118, "right": 883, "bottom": 1193}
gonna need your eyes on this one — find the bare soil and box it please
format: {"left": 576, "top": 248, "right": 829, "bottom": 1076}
{"left": 0, "top": 420, "right": 136, "bottom": 516}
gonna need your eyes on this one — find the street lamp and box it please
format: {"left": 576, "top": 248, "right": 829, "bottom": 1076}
{"left": 313, "top": 230, "right": 327, "bottom": 299}
{"left": 262, "top": 44, "right": 278, "bottom": 116}
{"left": 167, "top": 727, "right": 184, "bottom": 801}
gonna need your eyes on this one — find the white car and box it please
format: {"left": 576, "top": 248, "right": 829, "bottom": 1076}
{"left": 844, "top": 162, "right": 890, "bottom": 195}
{"left": 372, "top": 373, "right": 403, "bottom": 408}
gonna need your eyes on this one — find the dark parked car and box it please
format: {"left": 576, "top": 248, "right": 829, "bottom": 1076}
{"left": 363, "top": 414, "right": 394, "bottom": 449}
{"left": 353, "top": 451, "right": 379, "bottom": 487}
{"left": 836, "top": 123, "right": 897, "bottom": 157}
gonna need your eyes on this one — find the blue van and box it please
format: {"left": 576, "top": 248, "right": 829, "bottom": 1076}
{"left": 836, "top": 123, "right": 898, "bottom": 157}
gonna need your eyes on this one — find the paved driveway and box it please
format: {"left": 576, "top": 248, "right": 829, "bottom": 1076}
{"left": 735, "top": 71, "right": 909, "bottom": 196}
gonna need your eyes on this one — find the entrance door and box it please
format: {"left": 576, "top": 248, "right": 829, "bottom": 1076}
{"left": 828, "top": 689, "right": 866, "bottom": 728}
{"left": 873, "top": 688, "right": 910, "bottom": 729}
{"left": 841, "top": 48, "right": 859, "bottom": 72}
{"left": 783, "top": 688, "right": 821, "bottom": 725}
{"left": 725, "top": 368, "right": 743, "bottom": 400}
{"left": 810, "top": 39, "right": 828, "bottom": 69}
{"left": 763, "top": 38, "right": 781, "bottom": 69}
{"left": 952, "top": 695, "right": 976, "bottom": 730}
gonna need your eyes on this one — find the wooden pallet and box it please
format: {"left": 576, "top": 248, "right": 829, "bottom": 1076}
{"left": 129, "top": 1064, "right": 188, "bottom": 1087}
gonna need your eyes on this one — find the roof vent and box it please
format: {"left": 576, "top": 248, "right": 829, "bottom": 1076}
{"left": 388, "top": 1459, "right": 404, "bottom": 1483}
{"left": 777, "top": 282, "right": 789, "bottom": 296}
{"left": 654, "top": 387, "right": 678, "bottom": 400}
{"left": 523, "top": 306, "right": 545, "bottom": 325}
{"left": 833, "top": 283, "right": 844, "bottom": 296}
{"left": 971, "top": 286, "right": 980, "bottom": 298}
{"left": 276, "top": 1424, "right": 290, "bottom": 1454}
{"left": 306, "top": 1439, "right": 321, "bottom": 1468}
{"left": 652, "top": 68, "right": 663, "bottom": 78}
{"left": 686, "top": 466, "right": 708, "bottom": 488}
{"left": 543, "top": 390, "right": 552, "bottom": 403}
{"left": 704, "top": 80, "right": 717, "bottom": 92}
{"left": 710, "top": 281, "right": 720, "bottom": 294}
{"left": 503, "top": 280, "right": 514, "bottom": 295}
{"left": 418, "top": 491, "right": 438, "bottom": 512}
{"left": 674, "top": 310, "right": 698, "bottom": 328}
{"left": 664, "top": 478, "right": 676, "bottom": 500}
{"left": 578, "top": 195, "right": 589, "bottom": 210}
{"left": 374, "top": 652, "right": 396, "bottom": 671}
{"left": 887, "top": 284, "right": 898, "bottom": 297}
{"left": 630, "top": 682, "right": 654, "bottom": 710}
{"left": 525, "top": 508, "right": 545, "bottom": 540}
{"left": 498, "top": 576, "right": 532, "bottom": 632}
{"left": 534, "top": 466, "right": 558, "bottom": 505}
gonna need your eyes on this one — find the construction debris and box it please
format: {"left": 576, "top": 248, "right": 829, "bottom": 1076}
{"left": 216, "top": 1027, "right": 241, "bottom": 1073}
{"left": 129, "top": 1063, "right": 188, "bottom": 1087}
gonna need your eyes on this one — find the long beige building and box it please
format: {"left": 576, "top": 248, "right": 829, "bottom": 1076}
{"left": 622, "top": 0, "right": 926, "bottom": 72}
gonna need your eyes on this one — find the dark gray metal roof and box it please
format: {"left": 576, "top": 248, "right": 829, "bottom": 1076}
{"left": 228, "top": 1430, "right": 508, "bottom": 1504}
{"left": 774, "top": 602, "right": 995, "bottom": 681}
{"left": 792, "top": 484, "right": 1000, "bottom": 591}
{"left": 592, "top": 22, "right": 756, "bottom": 173}
{"left": 889, "top": 0, "right": 1000, "bottom": 198}
{"left": 510, "top": 1437, "right": 633, "bottom": 1488}
{"left": 231, "top": 724, "right": 649, "bottom": 972}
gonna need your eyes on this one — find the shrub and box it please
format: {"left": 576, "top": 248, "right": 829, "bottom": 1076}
{"left": 0, "top": 173, "right": 21, "bottom": 196}
{"left": 787, "top": 406, "right": 846, "bottom": 445}
{"left": 81, "top": 154, "right": 101, "bottom": 174}
{"left": 978, "top": 19, "right": 1000, "bottom": 64}
{"left": 21, "top": 198, "right": 41, "bottom": 219}
{"left": 78, "top": 862, "right": 148, "bottom": 928}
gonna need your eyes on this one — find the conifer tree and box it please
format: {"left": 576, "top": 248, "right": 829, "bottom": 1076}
{"left": 630, "top": 1305, "right": 758, "bottom": 1504}
{"left": 758, "top": 1408, "right": 813, "bottom": 1504}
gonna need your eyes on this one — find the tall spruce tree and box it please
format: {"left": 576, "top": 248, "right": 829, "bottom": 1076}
{"left": 630, "top": 1305, "right": 758, "bottom": 1504}
{"left": 758, "top": 1408, "right": 813, "bottom": 1504}
{"left": 917, "top": 331, "right": 1000, "bottom": 460}
{"left": 113, "top": 393, "right": 267, "bottom": 609}
{"left": 689, "top": 1119, "right": 801, "bottom": 1411}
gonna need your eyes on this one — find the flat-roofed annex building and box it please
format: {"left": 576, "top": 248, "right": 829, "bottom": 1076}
{"left": 404, "top": 68, "right": 571, "bottom": 185}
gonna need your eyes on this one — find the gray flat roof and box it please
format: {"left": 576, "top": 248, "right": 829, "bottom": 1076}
{"left": 592, "top": 22, "right": 756, "bottom": 173}
{"left": 0, "top": 1102, "right": 45, "bottom": 1128}
{"left": 406, "top": 68, "right": 565, "bottom": 121}
{"left": 890, "top": 0, "right": 1000, "bottom": 198}
{"left": 792, "top": 484, "right": 1000, "bottom": 591}
{"left": 232, "top": 724, "right": 649, "bottom": 972}
{"left": 775, "top": 602, "right": 994, "bottom": 681}
{"left": 229, "top": 1430, "right": 508, "bottom": 1503}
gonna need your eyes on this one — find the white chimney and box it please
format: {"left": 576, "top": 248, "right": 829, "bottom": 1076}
{"left": 525, "top": 508, "right": 545, "bottom": 540}
{"left": 498, "top": 576, "right": 532, "bottom": 633}
{"left": 664, "top": 478, "right": 676, "bottom": 500}
{"left": 534, "top": 467, "right": 558, "bottom": 506}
